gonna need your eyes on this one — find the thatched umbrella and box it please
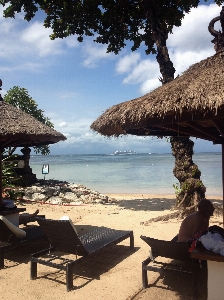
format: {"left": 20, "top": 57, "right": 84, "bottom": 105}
{"left": 91, "top": 8, "right": 224, "bottom": 222}
{"left": 0, "top": 96, "right": 66, "bottom": 208}
{"left": 91, "top": 52, "right": 224, "bottom": 141}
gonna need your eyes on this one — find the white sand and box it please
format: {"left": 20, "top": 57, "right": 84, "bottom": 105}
{"left": 1, "top": 194, "right": 223, "bottom": 300}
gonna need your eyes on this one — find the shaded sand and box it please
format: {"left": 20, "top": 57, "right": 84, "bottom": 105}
{"left": 1, "top": 194, "right": 223, "bottom": 300}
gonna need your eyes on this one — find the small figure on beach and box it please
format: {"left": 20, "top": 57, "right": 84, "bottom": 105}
{"left": 178, "top": 199, "right": 214, "bottom": 242}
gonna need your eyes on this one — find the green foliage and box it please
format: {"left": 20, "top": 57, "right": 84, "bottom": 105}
{"left": 0, "top": 0, "right": 222, "bottom": 55}
{"left": 191, "top": 165, "right": 199, "bottom": 177}
{"left": 195, "top": 179, "right": 203, "bottom": 188}
{"left": 173, "top": 178, "right": 203, "bottom": 197}
{"left": 173, "top": 182, "right": 181, "bottom": 195}
{"left": 4, "top": 188, "right": 25, "bottom": 200}
{"left": 4, "top": 86, "right": 54, "bottom": 155}
{"left": 181, "top": 181, "right": 192, "bottom": 193}
{"left": 2, "top": 151, "right": 26, "bottom": 199}
{"left": 2, "top": 152, "right": 18, "bottom": 191}
{"left": 2, "top": 162, "right": 16, "bottom": 190}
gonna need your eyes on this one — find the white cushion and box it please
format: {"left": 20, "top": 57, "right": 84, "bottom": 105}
{"left": 0, "top": 215, "right": 26, "bottom": 239}
{"left": 60, "top": 216, "right": 78, "bottom": 235}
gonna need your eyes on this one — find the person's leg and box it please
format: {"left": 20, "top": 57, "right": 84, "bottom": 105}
{"left": 19, "top": 209, "right": 39, "bottom": 220}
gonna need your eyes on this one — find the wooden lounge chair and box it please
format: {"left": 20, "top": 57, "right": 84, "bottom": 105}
{"left": 30, "top": 218, "right": 134, "bottom": 291}
{"left": 140, "top": 235, "right": 200, "bottom": 299}
{"left": 0, "top": 219, "right": 46, "bottom": 268}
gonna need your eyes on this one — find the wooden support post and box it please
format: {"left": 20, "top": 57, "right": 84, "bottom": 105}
{"left": 222, "top": 144, "right": 224, "bottom": 228}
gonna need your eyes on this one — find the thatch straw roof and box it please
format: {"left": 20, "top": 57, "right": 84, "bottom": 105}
{"left": 0, "top": 101, "right": 66, "bottom": 148}
{"left": 91, "top": 52, "right": 224, "bottom": 143}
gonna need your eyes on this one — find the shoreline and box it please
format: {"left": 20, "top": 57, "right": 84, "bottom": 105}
{"left": 105, "top": 193, "right": 223, "bottom": 201}
{"left": 26, "top": 178, "right": 223, "bottom": 202}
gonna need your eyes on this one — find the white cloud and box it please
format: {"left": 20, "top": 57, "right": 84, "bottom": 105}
{"left": 21, "top": 21, "right": 64, "bottom": 56}
{"left": 63, "top": 132, "right": 71, "bottom": 139}
{"left": 65, "top": 35, "right": 79, "bottom": 48}
{"left": 167, "top": 4, "right": 221, "bottom": 53}
{"left": 0, "top": 16, "right": 14, "bottom": 34}
{"left": 171, "top": 49, "right": 215, "bottom": 77}
{"left": 166, "top": 4, "right": 221, "bottom": 77}
{"left": 58, "top": 122, "right": 68, "bottom": 128}
{"left": 48, "top": 102, "right": 171, "bottom": 154}
{"left": 116, "top": 56, "right": 160, "bottom": 94}
{"left": 140, "top": 78, "right": 161, "bottom": 94}
{"left": 117, "top": 4, "right": 221, "bottom": 95}
{"left": 53, "top": 115, "right": 94, "bottom": 138}
{"left": 82, "top": 42, "right": 114, "bottom": 68}
{"left": 0, "top": 12, "right": 80, "bottom": 76}
{"left": 59, "top": 91, "right": 79, "bottom": 100}
{"left": 0, "top": 12, "right": 24, "bottom": 58}
{"left": 56, "top": 131, "right": 171, "bottom": 155}
{"left": 1, "top": 61, "right": 48, "bottom": 74}
{"left": 123, "top": 59, "right": 159, "bottom": 84}
{"left": 1, "top": 88, "right": 7, "bottom": 96}
{"left": 115, "top": 52, "right": 141, "bottom": 73}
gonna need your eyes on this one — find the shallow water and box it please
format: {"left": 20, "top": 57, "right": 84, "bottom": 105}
{"left": 29, "top": 152, "right": 222, "bottom": 196}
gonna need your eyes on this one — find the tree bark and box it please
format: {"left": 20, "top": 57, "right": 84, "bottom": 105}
{"left": 170, "top": 136, "right": 206, "bottom": 211}
{"left": 152, "top": 24, "right": 206, "bottom": 218}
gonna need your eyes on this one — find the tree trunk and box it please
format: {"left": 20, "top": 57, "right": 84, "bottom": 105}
{"left": 153, "top": 25, "right": 206, "bottom": 217}
{"left": 170, "top": 136, "right": 206, "bottom": 210}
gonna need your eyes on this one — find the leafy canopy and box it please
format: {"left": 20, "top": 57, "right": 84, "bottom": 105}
{"left": 0, "top": 0, "right": 223, "bottom": 55}
{"left": 4, "top": 86, "right": 54, "bottom": 155}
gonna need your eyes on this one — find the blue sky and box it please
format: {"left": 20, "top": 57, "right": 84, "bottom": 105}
{"left": 0, "top": 2, "right": 222, "bottom": 155}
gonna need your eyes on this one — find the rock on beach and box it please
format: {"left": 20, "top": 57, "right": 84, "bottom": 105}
{"left": 22, "top": 179, "right": 117, "bottom": 205}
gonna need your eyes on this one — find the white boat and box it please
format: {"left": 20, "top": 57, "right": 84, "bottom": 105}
{"left": 112, "top": 150, "right": 136, "bottom": 155}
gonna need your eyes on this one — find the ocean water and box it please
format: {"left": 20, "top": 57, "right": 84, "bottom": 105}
{"left": 29, "top": 152, "right": 222, "bottom": 197}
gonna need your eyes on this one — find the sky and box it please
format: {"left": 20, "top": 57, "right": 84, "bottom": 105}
{"left": 0, "top": 1, "right": 223, "bottom": 155}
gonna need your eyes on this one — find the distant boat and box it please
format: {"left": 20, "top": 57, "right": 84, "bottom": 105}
{"left": 111, "top": 150, "right": 136, "bottom": 155}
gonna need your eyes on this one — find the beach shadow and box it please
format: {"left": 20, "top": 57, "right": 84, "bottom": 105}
{"left": 131, "top": 262, "right": 207, "bottom": 300}
{"left": 115, "top": 198, "right": 176, "bottom": 212}
{"left": 3, "top": 239, "right": 50, "bottom": 268}
{"left": 31, "top": 244, "right": 139, "bottom": 291}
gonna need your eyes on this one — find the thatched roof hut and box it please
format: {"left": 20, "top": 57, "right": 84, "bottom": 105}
{"left": 0, "top": 101, "right": 66, "bottom": 147}
{"left": 0, "top": 99, "right": 66, "bottom": 207}
{"left": 91, "top": 52, "right": 224, "bottom": 143}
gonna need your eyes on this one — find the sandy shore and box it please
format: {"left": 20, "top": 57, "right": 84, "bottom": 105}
{"left": 1, "top": 194, "right": 223, "bottom": 300}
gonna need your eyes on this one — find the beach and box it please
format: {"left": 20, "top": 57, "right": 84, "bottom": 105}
{"left": 1, "top": 193, "right": 223, "bottom": 300}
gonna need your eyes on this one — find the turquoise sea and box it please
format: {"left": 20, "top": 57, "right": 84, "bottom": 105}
{"left": 29, "top": 152, "right": 222, "bottom": 197}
